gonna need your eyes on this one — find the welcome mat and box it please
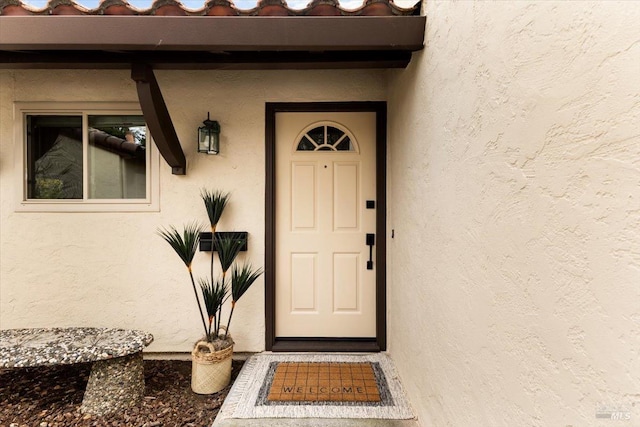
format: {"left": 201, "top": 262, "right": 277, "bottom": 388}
{"left": 261, "top": 362, "right": 386, "bottom": 404}
{"left": 216, "top": 353, "right": 414, "bottom": 420}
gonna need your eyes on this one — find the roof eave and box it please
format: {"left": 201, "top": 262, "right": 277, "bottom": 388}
{"left": 0, "top": 16, "right": 426, "bottom": 52}
{"left": 0, "top": 50, "right": 416, "bottom": 70}
{"left": 0, "top": 14, "right": 426, "bottom": 175}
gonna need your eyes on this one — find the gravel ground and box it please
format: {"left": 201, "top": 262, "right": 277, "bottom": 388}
{"left": 0, "top": 359, "right": 244, "bottom": 427}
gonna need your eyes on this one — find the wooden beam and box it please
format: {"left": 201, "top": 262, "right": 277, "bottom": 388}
{"left": 0, "top": 16, "right": 425, "bottom": 52}
{"left": 131, "top": 63, "right": 186, "bottom": 175}
{"left": 0, "top": 50, "right": 414, "bottom": 70}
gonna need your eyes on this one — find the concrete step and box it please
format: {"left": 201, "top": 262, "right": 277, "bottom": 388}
{"left": 213, "top": 418, "right": 419, "bottom": 427}
{"left": 213, "top": 353, "right": 418, "bottom": 427}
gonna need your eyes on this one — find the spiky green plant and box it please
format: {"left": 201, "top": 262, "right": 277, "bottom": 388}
{"left": 213, "top": 233, "right": 245, "bottom": 336}
{"left": 157, "top": 222, "right": 208, "bottom": 339}
{"left": 214, "top": 233, "right": 245, "bottom": 276}
{"left": 199, "top": 278, "right": 228, "bottom": 339}
{"left": 158, "top": 190, "right": 262, "bottom": 346}
{"left": 201, "top": 189, "right": 229, "bottom": 232}
{"left": 201, "top": 189, "right": 229, "bottom": 280}
{"left": 157, "top": 222, "right": 200, "bottom": 267}
{"left": 224, "top": 263, "right": 263, "bottom": 338}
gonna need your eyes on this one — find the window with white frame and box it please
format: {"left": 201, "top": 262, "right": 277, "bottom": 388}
{"left": 15, "top": 102, "right": 159, "bottom": 212}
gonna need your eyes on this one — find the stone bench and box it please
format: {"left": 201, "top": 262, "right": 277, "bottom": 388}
{"left": 0, "top": 327, "right": 153, "bottom": 416}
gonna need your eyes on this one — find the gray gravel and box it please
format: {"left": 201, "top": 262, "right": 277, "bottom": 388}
{"left": 0, "top": 359, "right": 243, "bottom": 427}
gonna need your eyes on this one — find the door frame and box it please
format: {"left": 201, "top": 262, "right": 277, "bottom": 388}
{"left": 265, "top": 102, "right": 387, "bottom": 352}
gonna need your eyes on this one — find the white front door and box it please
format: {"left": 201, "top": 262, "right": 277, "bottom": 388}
{"left": 275, "top": 112, "right": 377, "bottom": 338}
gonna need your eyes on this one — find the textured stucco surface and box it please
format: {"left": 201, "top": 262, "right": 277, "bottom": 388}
{"left": 387, "top": 1, "right": 640, "bottom": 426}
{"left": 2, "top": 2, "right": 640, "bottom": 423}
{"left": 0, "top": 69, "right": 385, "bottom": 352}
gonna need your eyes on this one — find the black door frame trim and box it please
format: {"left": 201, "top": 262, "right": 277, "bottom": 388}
{"left": 265, "top": 101, "right": 387, "bottom": 352}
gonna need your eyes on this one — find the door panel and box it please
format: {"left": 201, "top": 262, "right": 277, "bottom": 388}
{"left": 291, "top": 163, "right": 317, "bottom": 230}
{"left": 333, "top": 253, "right": 360, "bottom": 312}
{"left": 334, "top": 163, "right": 359, "bottom": 230}
{"left": 291, "top": 253, "right": 317, "bottom": 311}
{"left": 275, "top": 112, "right": 377, "bottom": 338}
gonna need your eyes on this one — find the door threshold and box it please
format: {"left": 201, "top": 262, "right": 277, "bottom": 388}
{"left": 272, "top": 338, "right": 380, "bottom": 352}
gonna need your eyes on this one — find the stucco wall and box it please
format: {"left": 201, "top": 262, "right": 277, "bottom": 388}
{"left": 387, "top": 1, "right": 640, "bottom": 426}
{"left": 0, "top": 69, "right": 386, "bottom": 352}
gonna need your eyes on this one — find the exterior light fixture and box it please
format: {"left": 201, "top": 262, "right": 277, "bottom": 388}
{"left": 198, "top": 113, "right": 220, "bottom": 155}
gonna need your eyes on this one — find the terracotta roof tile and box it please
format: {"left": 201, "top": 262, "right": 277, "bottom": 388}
{"left": 205, "top": 0, "right": 239, "bottom": 15}
{"left": 303, "top": 0, "right": 341, "bottom": 15}
{"left": 255, "top": 0, "right": 289, "bottom": 16}
{"left": 153, "top": 0, "right": 188, "bottom": 15}
{"left": 1, "top": 4, "right": 30, "bottom": 14}
{"left": 0, "top": 0, "right": 419, "bottom": 16}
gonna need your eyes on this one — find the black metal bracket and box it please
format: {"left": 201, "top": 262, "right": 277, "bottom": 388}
{"left": 199, "top": 232, "right": 248, "bottom": 252}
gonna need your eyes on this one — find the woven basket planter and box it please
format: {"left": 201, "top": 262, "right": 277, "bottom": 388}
{"left": 191, "top": 337, "right": 233, "bottom": 394}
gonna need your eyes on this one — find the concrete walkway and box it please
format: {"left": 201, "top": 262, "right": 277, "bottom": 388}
{"left": 213, "top": 418, "right": 419, "bottom": 426}
{"left": 212, "top": 352, "right": 419, "bottom": 427}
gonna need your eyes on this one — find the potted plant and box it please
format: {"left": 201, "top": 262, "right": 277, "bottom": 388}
{"left": 158, "top": 190, "right": 262, "bottom": 394}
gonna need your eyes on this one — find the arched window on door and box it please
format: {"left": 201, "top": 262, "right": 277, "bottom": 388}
{"left": 295, "top": 123, "right": 359, "bottom": 152}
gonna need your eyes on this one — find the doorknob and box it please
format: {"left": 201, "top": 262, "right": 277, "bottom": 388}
{"left": 366, "top": 233, "right": 375, "bottom": 270}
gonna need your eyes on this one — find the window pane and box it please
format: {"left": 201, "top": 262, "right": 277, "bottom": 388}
{"left": 88, "top": 115, "right": 146, "bottom": 199}
{"left": 306, "top": 126, "right": 324, "bottom": 146}
{"left": 297, "top": 136, "right": 316, "bottom": 151}
{"left": 335, "top": 136, "right": 353, "bottom": 151}
{"left": 326, "top": 126, "right": 345, "bottom": 146}
{"left": 26, "top": 115, "right": 83, "bottom": 199}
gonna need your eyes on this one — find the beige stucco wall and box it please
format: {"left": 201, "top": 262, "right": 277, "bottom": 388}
{"left": 387, "top": 1, "right": 640, "bottom": 426}
{"left": 0, "top": 68, "right": 386, "bottom": 352}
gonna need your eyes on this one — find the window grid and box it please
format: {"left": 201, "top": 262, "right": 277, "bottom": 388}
{"left": 296, "top": 124, "right": 356, "bottom": 152}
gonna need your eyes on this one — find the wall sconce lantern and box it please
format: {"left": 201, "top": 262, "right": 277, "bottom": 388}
{"left": 198, "top": 112, "right": 220, "bottom": 155}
